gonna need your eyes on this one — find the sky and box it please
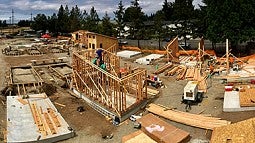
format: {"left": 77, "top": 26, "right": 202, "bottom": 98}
{"left": 0, "top": 0, "right": 203, "bottom": 23}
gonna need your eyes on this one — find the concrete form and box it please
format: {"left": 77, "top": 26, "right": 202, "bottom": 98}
{"left": 7, "top": 94, "right": 74, "bottom": 143}
{"left": 135, "top": 54, "right": 164, "bottom": 65}
{"left": 223, "top": 91, "right": 255, "bottom": 112}
{"left": 117, "top": 50, "right": 141, "bottom": 58}
{"left": 8, "top": 61, "right": 72, "bottom": 96}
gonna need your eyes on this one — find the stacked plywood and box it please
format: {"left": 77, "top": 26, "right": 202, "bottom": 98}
{"left": 137, "top": 113, "right": 190, "bottom": 143}
{"left": 211, "top": 118, "right": 255, "bottom": 143}
{"left": 146, "top": 104, "right": 231, "bottom": 130}
{"left": 122, "top": 130, "right": 156, "bottom": 143}
{"left": 238, "top": 85, "right": 255, "bottom": 107}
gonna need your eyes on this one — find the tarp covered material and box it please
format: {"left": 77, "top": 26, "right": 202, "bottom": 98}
{"left": 135, "top": 54, "right": 164, "bottom": 65}
{"left": 117, "top": 50, "right": 141, "bottom": 58}
{"left": 41, "top": 34, "right": 51, "bottom": 38}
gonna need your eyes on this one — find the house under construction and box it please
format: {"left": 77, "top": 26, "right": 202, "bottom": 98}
{"left": 71, "top": 46, "right": 147, "bottom": 121}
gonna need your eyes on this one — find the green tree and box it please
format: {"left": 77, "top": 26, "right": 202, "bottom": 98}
{"left": 114, "top": 0, "right": 125, "bottom": 38}
{"left": 86, "top": 7, "right": 100, "bottom": 33}
{"left": 101, "top": 12, "right": 114, "bottom": 36}
{"left": 154, "top": 11, "right": 165, "bottom": 49}
{"left": 81, "top": 10, "right": 89, "bottom": 30}
{"left": 124, "top": 0, "right": 145, "bottom": 43}
{"left": 31, "top": 14, "right": 48, "bottom": 31}
{"left": 162, "top": 0, "right": 174, "bottom": 21}
{"left": 69, "top": 5, "right": 82, "bottom": 32}
{"left": 57, "top": 5, "right": 70, "bottom": 33}
{"left": 17, "top": 20, "right": 31, "bottom": 27}
{"left": 48, "top": 13, "right": 58, "bottom": 33}
{"left": 205, "top": 0, "right": 255, "bottom": 50}
{"left": 172, "top": 0, "right": 195, "bottom": 46}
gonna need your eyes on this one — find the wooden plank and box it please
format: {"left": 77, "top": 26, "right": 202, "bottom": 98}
{"left": 47, "top": 108, "right": 61, "bottom": 127}
{"left": 44, "top": 112, "right": 57, "bottom": 135}
{"left": 153, "top": 63, "right": 172, "bottom": 75}
{"left": 54, "top": 102, "right": 66, "bottom": 107}
{"left": 30, "top": 102, "right": 47, "bottom": 136}
{"left": 146, "top": 104, "right": 231, "bottom": 130}
{"left": 17, "top": 97, "right": 28, "bottom": 105}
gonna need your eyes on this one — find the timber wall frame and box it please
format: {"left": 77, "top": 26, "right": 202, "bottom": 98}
{"left": 72, "top": 50, "right": 147, "bottom": 117}
{"left": 166, "top": 36, "right": 179, "bottom": 61}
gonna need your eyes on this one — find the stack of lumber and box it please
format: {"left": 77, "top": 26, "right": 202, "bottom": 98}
{"left": 146, "top": 104, "right": 231, "bottom": 130}
{"left": 238, "top": 85, "right": 255, "bottom": 107}
{"left": 29, "top": 101, "right": 62, "bottom": 136}
{"left": 211, "top": 118, "right": 255, "bottom": 143}
{"left": 153, "top": 63, "right": 172, "bottom": 75}
{"left": 165, "top": 66, "right": 180, "bottom": 76}
{"left": 185, "top": 68, "right": 195, "bottom": 79}
{"left": 165, "top": 66, "right": 208, "bottom": 92}
{"left": 122, "top": 130, "right": 156, "bottom": 143}
{"left": 137, "top": 113, "right": 190, "bottom": 143}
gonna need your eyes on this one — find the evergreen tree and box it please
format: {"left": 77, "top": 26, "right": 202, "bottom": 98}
{"left": 125, "top": 0, "right": 145, "bottom": 41}
{"left": 154, "top": 11, "right": 165, "bottom": 49}
{"left": 31, "top": 14, "right": 48, "bottom": 31}
{"left": 69, "top": 5, "right": 82, "bottom": 32}
{"left": 114, "top": 0, "right": 125, "bottom": 38}
{"left": 172, "top": 0, "right": 195, "bottom": 46}
{"left": 81, "top": 10, "right": 89, "bottom": 30}
{"left": 48, "top": 13, "right": 58, "bottom": 33}
{"left": 162, "top": 0, "right": 174, "bottom": 21}
{"left": 101, "top": 12, "right": 114, "bottom": 36}
{"left": 205, "top": 0, "right": 255, "bottom": 50}
{"left": 86, "top": 7, "right": 100, "bottom": 33}
{"left": 57, "top": 5, "right": 70, "bottom": 33}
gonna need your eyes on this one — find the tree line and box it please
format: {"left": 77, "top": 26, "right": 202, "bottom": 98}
{"left": 17, "top": 0, "right": 255, "bottom": 48}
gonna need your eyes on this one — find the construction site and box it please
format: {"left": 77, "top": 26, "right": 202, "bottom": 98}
{"left": 0, "top": 30, "right": 255, "bottom": 143}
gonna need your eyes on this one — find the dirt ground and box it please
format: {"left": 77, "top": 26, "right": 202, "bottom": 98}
{"left": 0, "top": 38, "right": 255, "bottom": 143}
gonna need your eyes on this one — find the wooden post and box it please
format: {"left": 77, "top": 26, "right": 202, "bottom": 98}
{"left": 226, "top": 39, "right": 229, "bottom": 74}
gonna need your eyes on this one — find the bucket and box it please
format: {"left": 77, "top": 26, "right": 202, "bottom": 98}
{"left": 225, "top": 86, "right": 233, "bottom": 91}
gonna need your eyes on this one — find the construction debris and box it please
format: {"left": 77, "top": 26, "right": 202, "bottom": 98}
{"left": 146, "top": 104, "right": 231, "bottom": 130}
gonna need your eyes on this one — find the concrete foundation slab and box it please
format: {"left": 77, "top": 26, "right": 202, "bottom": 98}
{"left": 117, "top": 50, "right": 141, "bottom": 58}
{"left": 7, "top": 93, "right": 74, "bottom": 143}
{"left": 223, "top": 91, "right": 255, "bottom": 112}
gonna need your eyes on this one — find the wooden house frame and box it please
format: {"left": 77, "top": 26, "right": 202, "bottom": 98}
{"left": 72, "top": 49, "right": 147, "bottom": 117}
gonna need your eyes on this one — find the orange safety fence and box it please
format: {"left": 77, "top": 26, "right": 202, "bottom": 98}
{"left": 121, "top": 46, "right": 217, "bottom": 57}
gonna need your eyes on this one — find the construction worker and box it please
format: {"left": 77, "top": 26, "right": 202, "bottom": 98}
{"left": 95, "top": 47, "right": 104, "bottom": 66}
{"left": 209, "top": 64, "right": 214, "bottom": 74}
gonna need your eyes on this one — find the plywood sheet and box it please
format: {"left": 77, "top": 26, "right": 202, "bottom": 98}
{"left": 137, "top": 113, "right": 190, "bottom": 143}
{"left": 211, "top": 118, "right": 255, "bottom": 143}
{"left": 122, "top": 130, "right": 156, "bottom": 143}
{"left": 239, "top": 85, "right": 255, "bottom": 107}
